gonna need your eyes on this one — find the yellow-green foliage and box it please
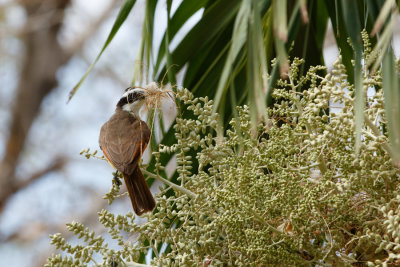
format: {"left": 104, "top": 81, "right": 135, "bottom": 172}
{"left": 47, "top": 56, "right": 400, "bottom": 266}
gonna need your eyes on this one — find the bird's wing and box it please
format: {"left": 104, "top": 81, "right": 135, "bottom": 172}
{"left": 99, "top": 113, "right": 150, "bottom": 174}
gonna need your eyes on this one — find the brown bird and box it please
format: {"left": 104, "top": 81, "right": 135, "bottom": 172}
{"left": 99, "top": 87, "right": 156, "bottom": 215}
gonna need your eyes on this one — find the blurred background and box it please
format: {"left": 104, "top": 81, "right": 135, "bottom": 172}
{"left": 0, "top": 0, "right": 399, "bottom": 266}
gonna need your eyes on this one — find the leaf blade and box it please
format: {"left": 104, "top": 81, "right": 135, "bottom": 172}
{"left": 382, "top": 49, "right": 400, "bottom": 166}
{"left": 213, "top": 0, "right": 250, "bottom": 114}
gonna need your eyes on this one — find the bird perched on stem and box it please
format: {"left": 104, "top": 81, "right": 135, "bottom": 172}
{"left": 99, "top": 87, "right": 156, "bottom": 215}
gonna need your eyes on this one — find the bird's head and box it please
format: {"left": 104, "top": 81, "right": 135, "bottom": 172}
{"left": 117, "top": 87, "right": 146, "bottom": 116}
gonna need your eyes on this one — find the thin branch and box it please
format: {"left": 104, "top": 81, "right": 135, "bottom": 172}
{"left": 0, "top": 158, "right": 66, "bottom": 211}
{"left": 320, "top": 213, "right": 333, "bottom": 261}
{"left": 141, "top": 169, "right": 197, "bottom": 199}
{"left": 317, "top": 152, "right": 328, "bottom": 175}
{"left": 364, "top": 114, "right": 393, "bottom": 157}
{"left": 243, "top": 202, "right": 282, "bottom": 235}
{"left": 286, "top": 162, "right": 320, "bottom": 172}
{"left": 15, "top": 158, "right": 65, "bottom": 192}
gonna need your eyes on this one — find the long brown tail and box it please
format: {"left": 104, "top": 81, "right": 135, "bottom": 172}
{"left": 123, "top": 167, "right": 156, "bottom": 215}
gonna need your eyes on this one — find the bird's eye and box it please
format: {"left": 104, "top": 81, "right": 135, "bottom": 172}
{"left": 127, "top": 93, "right": 135, "bottom": 103}
{"left": 127, "top": 91, "right": 144, "bottom": 103}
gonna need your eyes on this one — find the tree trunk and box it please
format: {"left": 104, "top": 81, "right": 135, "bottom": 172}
{"left": 0, "top": 0, "right": 70, "bottom": 210}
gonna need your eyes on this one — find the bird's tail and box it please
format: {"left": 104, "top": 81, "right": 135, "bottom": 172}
{"left": 123, "top": 167, "right": 156, "bottom": 215}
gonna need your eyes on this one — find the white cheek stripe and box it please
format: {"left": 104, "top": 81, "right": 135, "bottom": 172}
{"left": 122, "top": 88, "right": 145, "bottom": 98}
{"left": 122, "top": 100, "right": 145, "bottom": 117}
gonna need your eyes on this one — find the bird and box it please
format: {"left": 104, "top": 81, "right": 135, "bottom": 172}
{"left": 99, "top": 87, "right": 156, "bottom": 215}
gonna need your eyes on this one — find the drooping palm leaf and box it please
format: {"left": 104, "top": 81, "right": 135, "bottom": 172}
{"left": 68, "top": 0, "right": 137, "bottom": 101}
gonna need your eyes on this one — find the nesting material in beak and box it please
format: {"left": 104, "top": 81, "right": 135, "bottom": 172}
{"left": 141, "top": 82, "right": 175, "bottom": 110}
